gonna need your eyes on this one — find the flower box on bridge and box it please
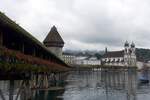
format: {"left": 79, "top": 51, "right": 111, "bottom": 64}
{"left": 0, "top": 47, "right": 69, "bottom": 74}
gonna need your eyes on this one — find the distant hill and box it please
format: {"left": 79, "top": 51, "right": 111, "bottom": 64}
{"left": 136, "top": 48, "right": 150, "bottom": 62}
{"left": 63, "top": 50, "right": 104, "bottom": 60}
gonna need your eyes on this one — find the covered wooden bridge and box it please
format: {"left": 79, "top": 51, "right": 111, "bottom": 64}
{"left": 0, "top": 12, "right": 70, "bottom": 100}
{"left": 0, "top": 12, "right": 71, "bottom": 100}
{"left": 0, "top": 11, "right": 70, "bottom": 79}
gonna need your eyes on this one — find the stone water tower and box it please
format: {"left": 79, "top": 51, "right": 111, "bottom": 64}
{"left": 43, "top": 26, "right": 64, "bottom": 58}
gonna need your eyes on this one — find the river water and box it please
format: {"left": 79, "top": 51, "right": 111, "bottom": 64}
{"left": 0, "top": 68, "right": 150, "bottom": 100}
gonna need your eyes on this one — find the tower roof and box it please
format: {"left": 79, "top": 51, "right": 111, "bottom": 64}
{"left": 105, "top": 47, "right": 108, "bottom": 54}
{"left": 124, "top": 41, "right": 129, "bottom": 47}
{"left": 43, "top": 26, "right": 64, "bottom": 47}
{"left": 131, "top": 42, "right": 135, "bottom": 48}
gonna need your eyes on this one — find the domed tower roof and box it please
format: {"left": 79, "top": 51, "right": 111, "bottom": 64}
{"left": 43, "top": 26, "right": 64, "bottom": 47}
{"left": 131, "top": 42, "right": 135, "bottom": 48}
{"left": 124, "top": 41, "right": 129, "bottom": 47}
{"left": 105, "top": 47, "right": 108, "bottom": 54}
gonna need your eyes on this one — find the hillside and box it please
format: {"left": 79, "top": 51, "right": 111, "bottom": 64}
{"left": 136, "top": 48, "right": 150, "bottom": 62}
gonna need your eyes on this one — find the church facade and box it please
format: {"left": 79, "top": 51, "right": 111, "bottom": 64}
{"left": 101, "top": 41, "right": 136, "bottom": 67}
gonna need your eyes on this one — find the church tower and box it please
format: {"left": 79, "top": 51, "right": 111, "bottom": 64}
{"left": 43, "top": 26, "right": 64, "bottom": 58}
{"left": 124, "top": 41, "right": 130, "bottom": 66}
{"left": 130, "top": 42, "right": 135, "bottom": 54}
{"left": 130, "top": 42, "right": 136, "bottom": 66}
{"left": 124, "top": 41, "right": 136, "bottom": 67}
{"left": 124, "top": 41, "right": 129, "bottom": 54}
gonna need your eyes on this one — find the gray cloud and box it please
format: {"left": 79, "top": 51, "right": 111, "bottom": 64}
{"left": 0, "top": 0, "right": 150, "bottom": 50}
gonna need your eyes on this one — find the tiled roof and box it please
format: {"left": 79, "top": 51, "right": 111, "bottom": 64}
{"left": 43, "top": 26, "right": 64, "bottom": 47}
{"left": 102, "top": 50, "right": 124, "bottom": 58}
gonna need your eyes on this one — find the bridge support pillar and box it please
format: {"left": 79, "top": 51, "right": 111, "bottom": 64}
{"left": 43, "top": 73, "right": 49, "bottom": 88}
{"left": 33, "top": 73, "right": 49, "bottom": 89}
{"left": 30, "top": 74, "right": 37, "bottom": 89}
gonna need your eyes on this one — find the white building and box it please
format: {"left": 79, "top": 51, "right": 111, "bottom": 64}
{"left": 75, "top": 56, "right": 101, "bottom": 65}
{"left": 101, "top": 41, "right": 136, "bottom": 67}
{"left": 75, "top": 56, "right": 87, "bottom": 65}
{"left": 63, "top": 53, "right": 76, "bottom": 65}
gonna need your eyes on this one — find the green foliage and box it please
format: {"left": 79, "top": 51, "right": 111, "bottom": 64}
{"left": 94, "top": 53, "right": 102, "bottom": 60}
{"left": 136, "top": 48, "right": 150, "bottom": 62}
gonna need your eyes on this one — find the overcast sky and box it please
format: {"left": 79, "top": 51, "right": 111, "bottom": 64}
{"left": 0, "top": 0, "right": 150, "bottom": 51}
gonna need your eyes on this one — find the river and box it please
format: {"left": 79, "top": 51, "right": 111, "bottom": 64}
{"left": 0, "top": 68, "right": 150, "bottom": 100}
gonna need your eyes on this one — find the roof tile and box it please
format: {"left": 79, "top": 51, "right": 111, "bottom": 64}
{"left": 103, "top": 50, "right": 124, "bottom": 58}
{"left": 43, "top": 26, "right": 64, "bottom": 45}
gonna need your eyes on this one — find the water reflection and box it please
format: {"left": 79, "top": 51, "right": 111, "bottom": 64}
{"left": 33, "top": 90, "right": 64, "bottom": 100}
{"left": 0, "top": 68, "right": 150, "bottom": 100}
{"left": 63, "top": 68, "right": 150, "bottom": 100}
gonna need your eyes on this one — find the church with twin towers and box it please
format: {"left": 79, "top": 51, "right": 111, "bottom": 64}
{"left": 102, "top": 41, "right": 136, "bottom": 67}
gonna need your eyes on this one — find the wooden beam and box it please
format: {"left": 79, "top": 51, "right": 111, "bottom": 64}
{"left": 15, "top": 80, "right": 25, "bottom": 100}
{"left": 22, "top": 42, "right": 24, "bottom": 53}
{"left": 0, "top": 31, "right": 3, "bottom": 46}
{"left": 33, "top": 48, "right": 36, "bottom": 56}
